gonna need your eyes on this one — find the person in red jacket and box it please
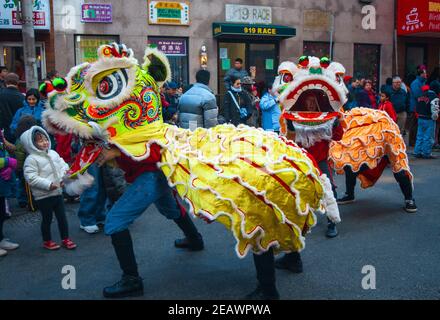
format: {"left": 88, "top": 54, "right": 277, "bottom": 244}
{"left": 275, "top": 92, "right": 343, "bottom": 274}
{"left": 95, "top": 143, "right": 204, "bottom": 298}
{"left": 365, "top": 80, "right": 378, "bottom": 109}
{"left": 378, "top": 91, "right": 397, "bottom": 123}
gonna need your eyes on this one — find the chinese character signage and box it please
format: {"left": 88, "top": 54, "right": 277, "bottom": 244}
{"left": 303, "top": 10, "right": 331, "bottom": 31}
{"left": 0, "top": 0, "right": 50, "bottom": 30}
{"left": 225, "top": 4, "right": 272, "bottom": 25}
{"left": 81, "top": 4, "right": 112, "bottom": 23}
{"left": 148, "top": 1, "right": 189, "bottom": 26}
{"left": 148, "top": 38, "right": 187, "bottom": 56}
{"left": 397, "top": 0, "right": 440, "bottom": 35}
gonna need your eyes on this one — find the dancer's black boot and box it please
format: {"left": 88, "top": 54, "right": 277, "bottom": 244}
{"left": 394, "top": 171, "right": 418, "bottom": 213}
{"left": 245, "top": 248, "right": 280, "bottom": 300}
{"left": 174, "top": 213, "right": 204, "bottom": 251}
{"left": 103, "top": 229, "right": 144, "bottom": 298}
{"left": 274, "top": 251, "right": 303, "bottom": 273}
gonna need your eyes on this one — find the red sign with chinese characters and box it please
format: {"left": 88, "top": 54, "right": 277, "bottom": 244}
{"left": 397, "top": 0, "right": 440, "bottom": 35}
{"left": 12, "top": 11, "right": 46, "bottom": 26}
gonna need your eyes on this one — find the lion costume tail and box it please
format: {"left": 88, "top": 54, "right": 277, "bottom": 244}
{"left": 329, "top": 107, "right": 413, "bottom": 188}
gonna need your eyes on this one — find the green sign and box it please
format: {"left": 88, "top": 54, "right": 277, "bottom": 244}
{"left": 221, "top": 59, "right": 231, "bottom": 71}
{"left": 265, "top": 59, "right": 274, "bottom": 70}
{"left": 213, "top": 22, "right": 296, "bottom": 39}
{"left": 148, "top": 1, "right": 190, "bottom": 26}
{"left": 157, "top": 8, "right": 181, "bottom": 19}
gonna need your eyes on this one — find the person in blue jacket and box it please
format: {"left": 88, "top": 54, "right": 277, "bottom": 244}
{"left": 10, "top": 88, "right": 44, "bottom": 137}
{"left": 259, "top": 83, "right": 281, "bottom": 133}
{"left": 409, "top": 67, "right": 428, "bottom": 146}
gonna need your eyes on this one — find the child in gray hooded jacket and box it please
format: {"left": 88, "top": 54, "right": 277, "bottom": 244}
{"left": 22, "top": 126, "right": 77, "bottom": 250}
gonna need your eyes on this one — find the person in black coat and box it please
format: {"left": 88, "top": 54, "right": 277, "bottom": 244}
{"left": 0, "top": 73, "right": 25, "bottom": 142}
{"left": 163, "top": 81, "right": 179, "bottom": 124}
{"left": 220, "top": 75, "right": 252, "bottom": 126}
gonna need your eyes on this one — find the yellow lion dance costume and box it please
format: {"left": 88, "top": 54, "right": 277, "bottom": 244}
{"left": 42, "top": 43, "right": 340, "bottom": 258}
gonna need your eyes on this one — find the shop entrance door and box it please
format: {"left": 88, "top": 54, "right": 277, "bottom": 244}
{"left": 248, "top": 43, "right": 277, "bottom": 89}
{"left": 0, "top": 42, "right": 46, "bottom": 90}
{"left": 405, "top": 44, "right": 427, "bottom": 80}
{"left": 218, "top": 41, "right": 278, "bottom": 98}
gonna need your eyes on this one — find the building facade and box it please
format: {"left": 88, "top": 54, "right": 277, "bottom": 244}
{"left": 50, "top": 0, "right": 398, "bottom": 96}
{"left": 396, "top": 0, "right": 440, "bottom": 82}
{"left": 3, "top": 1, "right": 438, "bottom": 96}
{"left": 0, "top": 0, "right": 55, "bottom": 91}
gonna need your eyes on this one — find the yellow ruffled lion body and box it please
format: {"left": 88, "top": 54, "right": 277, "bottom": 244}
{"left": 110, "top": 123, "right": 327, "bottom": 257}
{"left": 329, "top": 107, "right": 413, "bottom": 188}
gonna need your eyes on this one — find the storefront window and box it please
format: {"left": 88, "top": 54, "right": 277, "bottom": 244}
{"left": 74, "top": 35, "right": 120, "bottom": 65}
{"left": 0, "top": 42, "right": 46, "bottom": 91}
{"left": 354, "top": 44, "right": 381, "bottom": 91}
{"left": 303, "top": 41, "right": 333, "bottom": 58}
{"left": 148, "top": 37, "right": 189, "bottom": 86}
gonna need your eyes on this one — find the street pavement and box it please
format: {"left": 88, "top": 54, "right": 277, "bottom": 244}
{"left": 0, "top": 151, "right": 439, "bottom": 300}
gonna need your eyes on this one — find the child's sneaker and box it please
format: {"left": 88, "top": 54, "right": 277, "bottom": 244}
{"left": 62, "top": 238, "right": 77, "bottom": 250}
{"left": 43, "top": 240, "right": 60, "bottom": 250}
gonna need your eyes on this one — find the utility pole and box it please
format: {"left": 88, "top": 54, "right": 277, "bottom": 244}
{"left": 329, "top": 13, "right": 334, "bottom": 61}
{"left": 20, "top": 0, "right": 38, "bottom": 89}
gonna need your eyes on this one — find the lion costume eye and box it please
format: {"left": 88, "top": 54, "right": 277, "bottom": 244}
{"left": 282, "top": 73, "right": 293, "bottom": 83}
{"left": 95, "top": 69, "right": 128, "bottom": 100}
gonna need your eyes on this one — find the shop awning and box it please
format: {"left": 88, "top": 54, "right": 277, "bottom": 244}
{"left": 397, "top": 0, "right": 440, "bottom": 37}
{"left": 213, "top": 23, "right": 296, "bottom": 39}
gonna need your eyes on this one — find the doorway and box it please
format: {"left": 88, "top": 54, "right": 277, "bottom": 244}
{"left": 218, "top": 41, "right": 278, "bottom": 98}
{"left": 405, "top": 44, "right": 427, "bottom": 80}
{"left": 0, "top": 42, "right": 46, "bottom": 90}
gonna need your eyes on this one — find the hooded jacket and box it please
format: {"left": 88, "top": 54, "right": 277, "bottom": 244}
{"left": 22, "top": 126, "right": 69, "bottom": 200}
{"left": 260, "top": 92, "right": 281, "bottom": 131}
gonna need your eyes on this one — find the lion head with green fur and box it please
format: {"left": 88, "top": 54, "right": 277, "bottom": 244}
{"left": 42, "top": 43, "right": 171, "bottom": 142}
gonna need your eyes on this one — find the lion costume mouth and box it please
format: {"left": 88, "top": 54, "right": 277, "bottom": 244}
{"left": 281, "top": 77, "right": 345, "bottom": 113}
{"left": 287, "top": 80, "right": 341, "bottom": 113}
{"left": 276, "top": 56, "right": 348, "bottom": 113}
